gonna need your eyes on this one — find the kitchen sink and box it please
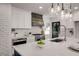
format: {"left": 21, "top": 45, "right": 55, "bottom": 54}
{"left": 50, "top": 39, "right": 63, "bottom": 42}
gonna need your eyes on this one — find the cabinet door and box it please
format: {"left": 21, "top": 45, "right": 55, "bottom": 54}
{"left": 12, "top": 7, "right": 31, "bottom": 28}
{"left": 17, "top": 9, "right": 25, "bottom": 28}
{"left": 12, "top": 7, "right": 25, "bottom": 28}
{"left": 25, "top": 11, "right": 31, "bottom": 28}
{"left": 11, "top": 7, "right": 19, "bottom": 28}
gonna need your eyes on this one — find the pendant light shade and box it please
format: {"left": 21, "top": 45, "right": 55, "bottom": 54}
{"left": 70, "top": 3, "right": 72, "bottom": 17}
{"left": 51, "top": 3, "right": 54, "bottom": 13}
{"left": 70, "top": 13, "right": 72, "bottom": 17}
{"left": 57, "top": 3, "right": 61, "bottom": 11}
{"left": 61, "top": 3, "right": 64, "bottom": 15}
{"left": 50, "top": 3, "right": 72, "bottom": 18}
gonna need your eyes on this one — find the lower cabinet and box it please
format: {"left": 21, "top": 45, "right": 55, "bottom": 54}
{"left": 14, "top": 50, "right": 21, "bottom": 56}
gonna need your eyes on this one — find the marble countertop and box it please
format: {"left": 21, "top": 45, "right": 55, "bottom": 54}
{"left": 13, "top": 40, "right": 79, "bottom": 56}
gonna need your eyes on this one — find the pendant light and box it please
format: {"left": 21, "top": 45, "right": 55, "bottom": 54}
{"left": 70, "top": 3, "right": 72, "bottom": 17}
{"left": 61, "top": 3, "right": 64, "bottom": 15}
{"left": 51, "top": 3, "right": 54, "bottom": 13}
{"left": 57, "top": 3, "right": 61, "bottom": 11}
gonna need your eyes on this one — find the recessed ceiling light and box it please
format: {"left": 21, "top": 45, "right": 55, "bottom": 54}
{"left": 74, "top": 7, "right": 78, "bottom": 10}
{"left": 39, "top": 6, "right": 43, "bottom": 9}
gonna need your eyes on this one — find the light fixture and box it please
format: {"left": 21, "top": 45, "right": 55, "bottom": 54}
{"left": 74, "top": 7, "right": 78, "bottom": 10}
{"left": 70, "top": 13, "right": 72, "bottom": 17}
{"left": 70, "top": 3, "right": 72, "bottom": 17}
{"left": 65, "top": 3, "right": 72, "bottom": 18}
{"left": 65, "top": 13, "right": 70, "bottom": 17}
{"left": 57, "top": 3, "right": 61, "bottom": 11}
{"left": 39, "top": 6, "right": 43, "bottom": 9}
{"left": 51, "top": 3, "right": 54, "bottom": 13}
{"left": 61, "top": 3, "right": 64, "bottom": 15}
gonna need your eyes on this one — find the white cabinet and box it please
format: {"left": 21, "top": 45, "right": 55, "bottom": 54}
{"left": 17, "top": 9, "right": 25, "bottom": 28}
{"left": 11, "top": 7, "right": 31, "bottom": 28}
{"left": 12, "top": 7, "right": 19, "bottom": 28}
{"left": 25, "top": 11, "right": 31, "bottom": 28}
{"left": 73, "top": 12, "right": 79, "bottom": 21}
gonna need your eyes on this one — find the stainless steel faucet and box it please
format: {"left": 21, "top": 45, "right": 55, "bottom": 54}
{"left": 60, "top": 25, "right": 66, "bottom": 41}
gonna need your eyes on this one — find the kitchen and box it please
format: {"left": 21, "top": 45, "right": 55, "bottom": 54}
{"left": 0, "top": 3, "right": 79, "bottom": 56}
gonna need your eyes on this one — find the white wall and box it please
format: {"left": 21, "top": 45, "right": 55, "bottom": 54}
{"left": 43, "top": 15, "right": 51, "bottom": 39}
{"left": 43, "top": 12, "right": 74, "bottom": 40}
{"left": 0, "top": 4, "right": 12, "bottom": 56}
{"left": 31, "top": 27, "right": 42, "bottom": 34}
{"left": 11, "top": 27, "right": 42, "bottom": 39}
{"left": 11, "top": 28, "right": 31, "bottom": 39}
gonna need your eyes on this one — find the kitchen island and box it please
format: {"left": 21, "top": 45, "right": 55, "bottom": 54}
{"left": 13, "top": 40, "right": 79, "bottom": 56}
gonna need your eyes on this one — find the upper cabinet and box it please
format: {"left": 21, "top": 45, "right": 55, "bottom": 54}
{"left": 25, "top": 11, "right": 31, "bottom": 28}
{"left": 11, "top": 7, "right": 31, "bottom": 28}
{"left": 73, "top": 12, "right": 79, "bottom": 21}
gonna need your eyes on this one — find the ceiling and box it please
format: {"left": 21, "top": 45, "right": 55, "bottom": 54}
{"left": 11, "top": 3, "right": 79, "bottom": 15}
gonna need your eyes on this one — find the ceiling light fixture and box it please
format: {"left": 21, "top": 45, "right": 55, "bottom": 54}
{"left": 57, "top": 3, "right": 61, "bottom": 11}
{"left": 51, "top": 3, "right": 54, "bottom": 13}
{"left": 70, "top": 13, "right": 72, "bottom": 17}
{"left": 70, "top": 3, "right": 72, "bottom": 17}
{"left": 61, "top": 3, "right": 64, "bottom": 15}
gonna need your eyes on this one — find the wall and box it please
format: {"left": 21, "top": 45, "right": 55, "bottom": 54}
{"left": 0, "top": 4, "right": 12, "bottom": 56}
{"left": 60, "top": 14, "right": 74, "bottom": 39}
{"left": 11, "top": 27, "right": 42, "bottom": 39}
{"left": 43, "top": 15, "right": 51, "bottom": 40}
{"left": 43, "top": 12, "right": 74, "bottom": 40}
{"left": 11, "top": 28, "right": 31, "bottom": 39}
